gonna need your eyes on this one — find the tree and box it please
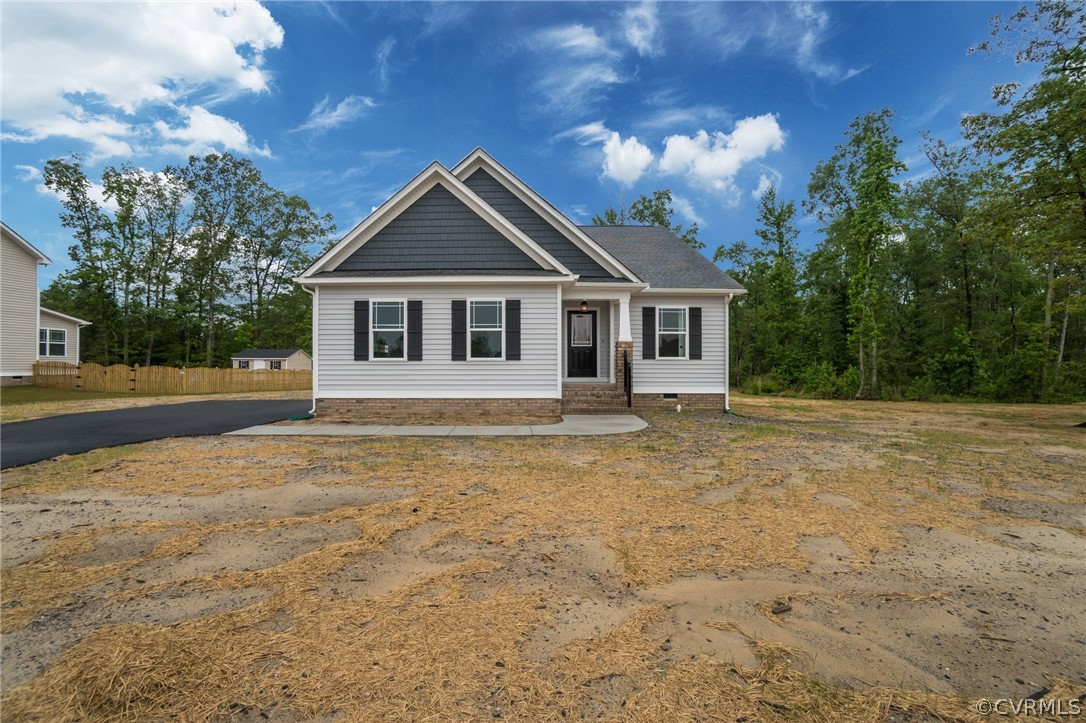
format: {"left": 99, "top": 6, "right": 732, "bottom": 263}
{"left": 593, "top": 189, "right": 703, "bottom": 250}
{"left": 806, "top": 109, "right": 906, "bottom": 398}
{"left": 714, "top": 186, "right": 804, "bottom": 384}
{"left": 963, "top": 0, "right": 1085, "bottom": 392}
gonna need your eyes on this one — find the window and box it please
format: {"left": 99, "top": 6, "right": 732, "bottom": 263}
{"left": 657, "top": 308, "right": 687, "bottom": 359}
{"left": 238, "top": 360, "right": 250, "bottom": 370}
{"left": 469, "top": 300, "right": 503, "bottom": 359}
{"left": 372, "top": 301, "right": 405, "bottom": 359}
{"left": 270, "top": 360, "right": 282, "bottom": 370}
{"left": 39, "top": 329, "right": 66, "bottom": 357}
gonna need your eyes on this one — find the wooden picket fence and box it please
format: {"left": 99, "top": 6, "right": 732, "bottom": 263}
{"left": 33, "top": 361, "right": 311, "bottom": 395}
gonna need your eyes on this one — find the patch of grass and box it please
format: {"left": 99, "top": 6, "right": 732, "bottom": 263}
{"left": 0, "top": 387, "right": 160, "bottom": 407}
{"left": 910, "top": 429, "right": 1007, "bottom": 448}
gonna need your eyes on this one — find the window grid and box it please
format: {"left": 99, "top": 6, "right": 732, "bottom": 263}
{"left": 657, "top": 307, "right": 688, "bottom": 360}
{"left": 468, "top": 300, "right": 503, "bottom": 360}
{"left": 371, "top": 300, "right": 406, "bottom": 360}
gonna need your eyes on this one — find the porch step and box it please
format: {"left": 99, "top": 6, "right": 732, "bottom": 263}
{"left": 562, "top": 383, "right": 630, "bottom": 413}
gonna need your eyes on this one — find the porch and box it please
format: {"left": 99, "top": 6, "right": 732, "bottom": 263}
{"left": 560, "top": 290, "right": 633, "bottom": 413}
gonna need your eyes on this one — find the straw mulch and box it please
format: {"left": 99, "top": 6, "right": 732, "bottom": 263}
{"left": 3, "top": 404, "right": 1084, "bottom": 720}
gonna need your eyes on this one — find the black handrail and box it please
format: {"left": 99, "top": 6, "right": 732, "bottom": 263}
{"left": 623, "top": 350, "right": 632, "bottom": 407}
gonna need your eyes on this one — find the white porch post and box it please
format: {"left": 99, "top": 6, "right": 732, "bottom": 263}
{"left": 618, "top": 297, "right": 632, "bottom": 343}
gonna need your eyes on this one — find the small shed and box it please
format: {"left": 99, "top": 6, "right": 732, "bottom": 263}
{"left": 231, "top": 348, "right": 312, "bottom": 371}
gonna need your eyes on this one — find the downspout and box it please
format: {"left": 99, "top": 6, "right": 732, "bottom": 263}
{"left": 302, "top": 284, "right": 318, "bottom": 415}
{"left": 724, "top": 293, "right": 732, "bottom": 415}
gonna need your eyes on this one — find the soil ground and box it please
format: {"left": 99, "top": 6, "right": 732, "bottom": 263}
{"left": 1, "top": 395, "right": 1083, "bottom": 720}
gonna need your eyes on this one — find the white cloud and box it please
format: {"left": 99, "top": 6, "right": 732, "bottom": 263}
{"left": 670, "top": 194, "right": 704, "bottom": 227}
{"left": 602, "top": 132, "right": 654, "bottom": 186}
{"left": 561, "top": 121, "right": 612, "bottom": 144}
{"left": 375, "top": 37, "right": 396, "bottom": 91}
{"left": 659, "top": 114, "right": 786, "bottom": 192}
{"left": 156, "top": 105, "right": 271, "bottom": 157}
{"left": 294, "top": 95, "right": 376, "bottom": 135}
{"left": 790, "top": 3, "right": 867, "bottom": 82}
{"left": 0, "top": 1, "right": 283, "bottom": 159}
{"left": 622, "top": 2, "right": 661, "bottom": 57}
{"left": 15, "top": 165, "right": 42, "bottom": 182}
{"left": 531, "top": 24, "right": 623, "bottom": 116}
{"left": 753, "top": 174, "right": 775, "bottom": 199}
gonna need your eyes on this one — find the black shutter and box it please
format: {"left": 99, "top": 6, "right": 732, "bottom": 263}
{"left": 689, "top": 307, "right": 702, "bottom": 360}
{"left": 642, "top": 306, "right": 656, "bottom": 360}
{"left": 354, "top": 300, "right": 369, "bottom": 361}
{"left": 407, "top": 300, "right": 423, "bottom": 361}
{"left": 451, "top": 299, "right": 467, "bottom": 361}
{"left": 505, "top": 300, "right": 521, "bottom": 361}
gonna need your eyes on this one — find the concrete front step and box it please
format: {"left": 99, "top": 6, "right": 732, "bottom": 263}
{"left": 561, "top": 407, "right": 633, "bottom": 414}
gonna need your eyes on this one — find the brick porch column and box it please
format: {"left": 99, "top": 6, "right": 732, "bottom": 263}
{"left": 615, "top": 340, "right": 633, "bottom": 400}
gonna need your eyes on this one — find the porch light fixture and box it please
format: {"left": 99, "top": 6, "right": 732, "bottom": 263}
{"left": 579, "top": 300, "right": 589, "bottom": 311}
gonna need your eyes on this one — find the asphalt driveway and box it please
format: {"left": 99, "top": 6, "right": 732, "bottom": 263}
{"left": 0, "top": 400, "right": 311, "bottom": 469}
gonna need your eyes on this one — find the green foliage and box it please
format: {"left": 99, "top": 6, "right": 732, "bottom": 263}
{"left": 593, "top": 189, "right": 703, "bottom": 250}
{"left": 923, "top": 326, "right": 990, "bottom": 398}
{"left": 42, "top": 152, "right": 334, "bottom": 367}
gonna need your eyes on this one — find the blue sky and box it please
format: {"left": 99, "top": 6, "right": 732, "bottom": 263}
{"left": 1, "top": 1, "right": 1027, "bottom": 285}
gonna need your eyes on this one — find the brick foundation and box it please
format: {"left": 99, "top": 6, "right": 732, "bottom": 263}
{"left": 632, "top": 393, "right": 726, "bottom": 412}
{"left": 316, "top": 397, "right": 562, "bottom": 425}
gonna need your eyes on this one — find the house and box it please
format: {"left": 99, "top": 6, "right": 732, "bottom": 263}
{"left": 1, "top": 222, "right": 90, "bottom": 384}
{"left": 231, "top": 348, "right": 313, "bottom": 371}
{"left": 295, "top": 149, "right": 746, "bottom": 422}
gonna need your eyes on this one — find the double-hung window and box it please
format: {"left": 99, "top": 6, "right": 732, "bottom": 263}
{"left": 238, "top": 360, "right": 250, "bottom": 370}
{"left": 372, "top": 301, "right": 406, "bottom": 360}
{"left": 469, "top": 300, "right": 503, "bottom": 359}
{"left": 270, "top": 360, "right": 282, "bottom": 370}
{"left": 39, "top": 329, "right": 66, "bottom": 358}
{"left": 657, "top": 308, "right": 687, "bottom": 359}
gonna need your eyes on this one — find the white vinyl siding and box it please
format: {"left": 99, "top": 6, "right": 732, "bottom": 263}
{"left": 1, "top": 232, "right": 42, "bottom": 376}
{"left": 36, "top": 310, "right": 81, "bottom": 366}
{"left": 317, "top": 283, "right": 560, "bottom": 398}
{"left": 631, "top": 296, "right": 726, "bottom": 393}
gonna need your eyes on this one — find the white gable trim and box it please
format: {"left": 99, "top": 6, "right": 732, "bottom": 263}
{"left": 2, "top": 222, "right": 51, "bottom": 264}
{"left": 451, "top": 149, "right": 642, "bottom": 283}
{"left": 300, "top": 162, "right": 572, "bottom": 279}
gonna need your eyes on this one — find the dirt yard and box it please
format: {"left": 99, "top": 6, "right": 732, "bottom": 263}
{"left": 1, "top": 396, "right": 1083, "bottom": 720}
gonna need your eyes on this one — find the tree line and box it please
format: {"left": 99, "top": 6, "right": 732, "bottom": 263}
{"left": 42, "top": 153, "right": 335, "bottom": 368}
{"left": 598, "top": 1, "right": 1084, "bottom": 403}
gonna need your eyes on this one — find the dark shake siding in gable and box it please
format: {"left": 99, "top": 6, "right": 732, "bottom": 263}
{"left": 332, "top": 184, "right": 544, "bottom": 274}
{"left": 464, "top": 169, "right": 619, "bottom": 279}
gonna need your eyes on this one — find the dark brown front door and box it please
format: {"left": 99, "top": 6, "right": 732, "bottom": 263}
{"left": 567, "top": 310, "right": 597, "bottom": 377}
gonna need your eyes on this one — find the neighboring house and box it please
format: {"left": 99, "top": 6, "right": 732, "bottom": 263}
{"left": 231, "top": 348, "right": 312, "bottom": 371}
{"left": 295, "top": 149, "right": 746, "bottom": 421}
{"left": 1, "top": 222, "right": 90, "bottom": 383}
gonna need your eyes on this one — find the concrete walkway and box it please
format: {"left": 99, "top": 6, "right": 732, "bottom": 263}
{"left": 225, "top": 414, "right": 647, "bottom": 437}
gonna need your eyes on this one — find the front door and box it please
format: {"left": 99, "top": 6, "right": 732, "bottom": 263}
{"left": 567, "top": 310, "right": 597, "bottom": 377}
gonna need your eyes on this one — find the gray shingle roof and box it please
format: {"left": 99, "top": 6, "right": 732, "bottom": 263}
{"left": 579, "top": 225, "right": 745, "bottom": 291}
{"left": 232, "top": 348, "right": 304, "bottom": 359}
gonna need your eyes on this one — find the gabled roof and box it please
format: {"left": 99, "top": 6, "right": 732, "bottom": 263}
{"left": 40, "top": 307, "right": 91, "bottom": 325}
{"left": 232, "top": 348, "right": 308, "bottom": 359}
{"left": 452, "top": 148, "right": 641, "bottom": 283}
{"left": 1, "top": 221, "right": 51, "bottom": 264}
{"left": 579, "top": 226, "right": 746, "bottom": 292}
{"left": 299, "top": 162, "right": 573, "bottom": 280}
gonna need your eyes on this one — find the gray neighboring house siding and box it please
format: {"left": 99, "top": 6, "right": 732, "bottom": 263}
{"left": 1, "top": 226, "right": 45, "bottom": 376}
{"left": 316, "top": 283, "right": 560, "bottom": 399}
{"left": 38, "top": 309, "right": 83, "bottom": 366}
{"left": 333, "top": 184, "right": 543, "bottom": 273}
